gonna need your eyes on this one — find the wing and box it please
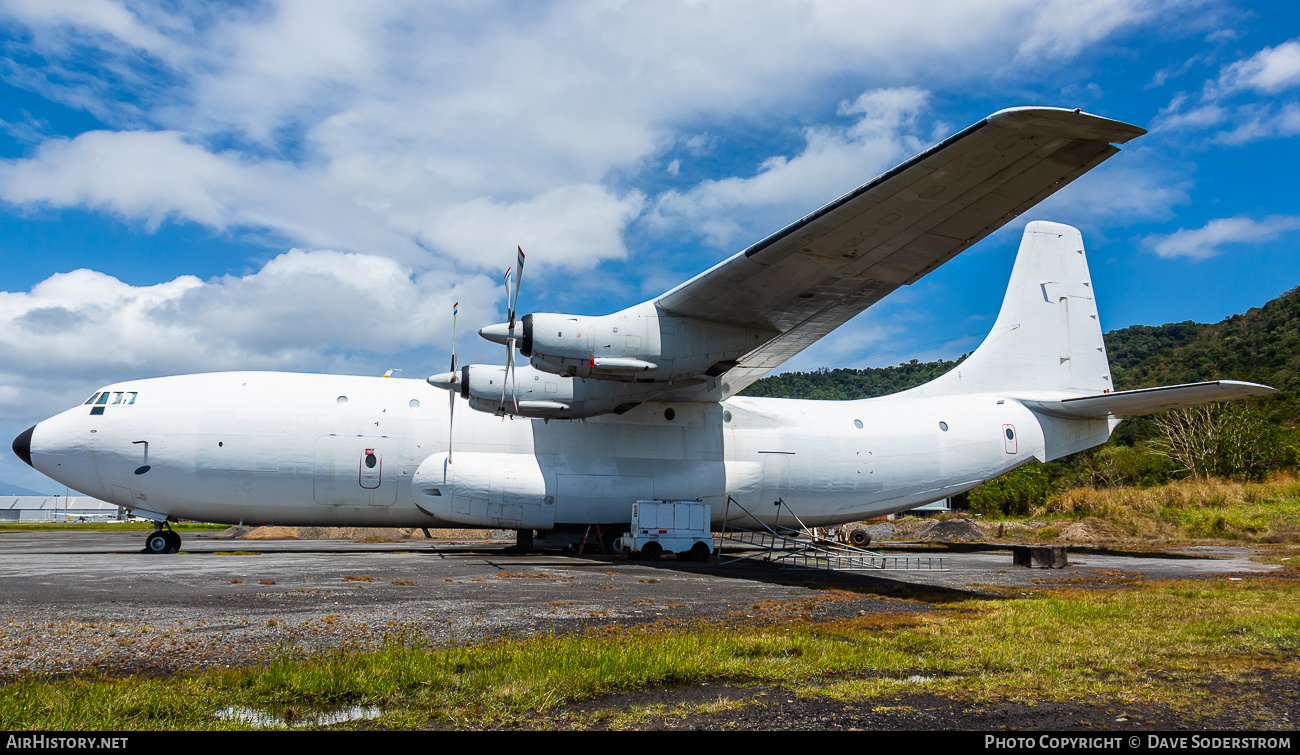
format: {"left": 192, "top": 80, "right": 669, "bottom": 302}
{"left": 652, "top": 107, "right": 1145, "bottom": 402}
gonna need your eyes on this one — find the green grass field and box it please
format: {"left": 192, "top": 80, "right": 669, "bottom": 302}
{"left": 3, "top": 570, "right": 1296, "bottom": 730}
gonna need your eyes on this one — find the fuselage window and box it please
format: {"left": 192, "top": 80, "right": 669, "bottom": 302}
{"left": 853, "top": 419, "right": 863, "bottom": 429}
{"left": 940, "top": 421, "right": 949, "bottom": 432}
{"left": 126, "top": 392, "right": 138, "bottom": 404}
{"left": 365, "top": 452, "right": 378, "bottom": 469}
{"left": 409, "top": 399, "right": 420, "bottom": 410}
{"left": 337, "top": 396, "right": 349, "bottom": 406}
{"left": 110, "top": 392, "right": 123, "bottom": 405}
{"left": 95, "top": 393, "right": 110, "bottom": 405}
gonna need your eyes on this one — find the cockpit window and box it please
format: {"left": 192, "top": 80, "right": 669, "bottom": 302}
{"left": 87, "top": 391, "right": 138, "bottom": 414}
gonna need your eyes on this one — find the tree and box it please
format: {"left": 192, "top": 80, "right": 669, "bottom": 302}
{"left": 1149, "top": 404, "right": 1287, "bottom": 480}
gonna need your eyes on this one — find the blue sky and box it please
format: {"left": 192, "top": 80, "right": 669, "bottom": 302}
{"left": 2, "top": 1, "right": 1299, "bottom": 492}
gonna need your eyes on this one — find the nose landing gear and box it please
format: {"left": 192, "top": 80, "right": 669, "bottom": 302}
{"left": 144, "top": 526, "right": 181, "bottom": 554}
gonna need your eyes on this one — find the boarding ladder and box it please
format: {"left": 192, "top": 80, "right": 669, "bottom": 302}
{"left": 718, "top": 497, "right": 947, "bottom": 572}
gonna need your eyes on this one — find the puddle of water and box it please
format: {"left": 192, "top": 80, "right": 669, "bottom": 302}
{"left": 216, "top": 704, "right": 384, "bottom": 729}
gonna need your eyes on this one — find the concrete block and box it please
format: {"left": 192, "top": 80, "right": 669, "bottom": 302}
{"left": 1012, "top": 544, "right": 1068, "bottom": 568}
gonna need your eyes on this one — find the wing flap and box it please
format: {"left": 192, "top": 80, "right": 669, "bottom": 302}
{"left": 1022, "top": 381, "right": 1278, "bottom": 420}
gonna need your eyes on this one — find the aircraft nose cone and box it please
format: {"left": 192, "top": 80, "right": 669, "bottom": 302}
{"left": 12, "top": 425, "right": 35, "bottom": 467}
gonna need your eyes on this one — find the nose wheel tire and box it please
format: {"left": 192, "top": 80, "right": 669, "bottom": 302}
{"left": 145, "top": 530, "right": 181, "bottom": 554}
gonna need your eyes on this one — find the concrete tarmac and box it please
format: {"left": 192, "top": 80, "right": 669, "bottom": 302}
{"left": 0, "top": 529, "right": 1279, "bottom": 677}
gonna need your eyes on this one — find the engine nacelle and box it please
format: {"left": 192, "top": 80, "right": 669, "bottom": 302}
{"left": 519, "top": 302, "right": 776, "bottom": 382}
{"left": 451, "top": 363, "right": 680, "bottom": 419}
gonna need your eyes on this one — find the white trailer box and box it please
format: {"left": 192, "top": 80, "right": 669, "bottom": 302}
{"left": 622, "top": 500, "right": 713, "bottom": 561}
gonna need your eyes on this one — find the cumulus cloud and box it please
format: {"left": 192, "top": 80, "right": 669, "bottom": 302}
{"left": 1016, "top": 0, "right": 1174, "bottom": 61}
{"left": 0, "top": 249, "right": 499, "bottom": 417}
{"left": 0, "top": 1, "right": 1197, "bottom": 268}
{"left": 1142, "top": 215, "right": 1300, "bottom": 259}
{"left": 649, "top": 87, "right": 931, "bottom": 248}
{"left": 1154, "top": 36, "right": 1300, "bottom": 144}
{"left": 420, "top": 186, "right": 647, "bottom": 271}
{"left": 1216, "top": 39, "right": 1300, "bottom": 95}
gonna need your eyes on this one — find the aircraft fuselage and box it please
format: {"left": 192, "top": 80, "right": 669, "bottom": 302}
{"left": 26, "top": 370, "right": 1041, "bottom": 530}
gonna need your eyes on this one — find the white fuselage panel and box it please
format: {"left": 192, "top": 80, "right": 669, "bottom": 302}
{"left": 29, "top": 371, "right": 1046, "bottom": 529}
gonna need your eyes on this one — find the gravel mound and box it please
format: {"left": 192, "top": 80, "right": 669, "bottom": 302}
{"left": 912, "top": 517, "right": 987, "bottom": 542}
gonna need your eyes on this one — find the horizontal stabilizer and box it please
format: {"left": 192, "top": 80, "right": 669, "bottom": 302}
{"left": 1022, "top": 380, "right": 1277, "bottom": 419}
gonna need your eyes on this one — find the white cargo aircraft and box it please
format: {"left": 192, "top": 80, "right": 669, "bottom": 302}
{"left": 12, "top": 108, "right": 1275, "bottom": 554}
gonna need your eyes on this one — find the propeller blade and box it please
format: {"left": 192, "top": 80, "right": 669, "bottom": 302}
{"left": 449, "top": 301, "right": 459, "bottom": 462}
{"left": 509, "top": 246, "right": 525, "bottom": 327}
{"left": 450, "top": 301, "right": 459, "bottom": 373}
{"left": 499, "top": 342, "right": 515, "bottom": 415}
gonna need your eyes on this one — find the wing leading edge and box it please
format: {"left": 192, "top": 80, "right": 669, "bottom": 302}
{"left": 653, "top": 107, "right": 1145, "bottom": 403}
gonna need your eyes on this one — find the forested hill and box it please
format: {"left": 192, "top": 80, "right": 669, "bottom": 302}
{"left": 742, "top": 286, "right": 1299, "bottom": 422}
{"left": 1107, "top": 287, "right": 1299, "bottom": 421}
{"left": 740, "top": 357, "right": 966, "bottom": 401}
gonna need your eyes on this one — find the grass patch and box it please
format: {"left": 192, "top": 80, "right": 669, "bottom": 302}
{"left": 1027, "top": 473, "right": 1300, "bottom": 543}
{"left": 4, "top": 577, "right": 1296, "bottom": 730}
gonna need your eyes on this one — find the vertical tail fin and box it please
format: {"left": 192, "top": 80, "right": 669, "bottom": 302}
{"left": 909, "top": 221, "right": 1112, "bottom": 397}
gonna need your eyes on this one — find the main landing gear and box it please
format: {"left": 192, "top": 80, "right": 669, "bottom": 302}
{"left": 144, "top": 525, "right": 181, "bottom": 555}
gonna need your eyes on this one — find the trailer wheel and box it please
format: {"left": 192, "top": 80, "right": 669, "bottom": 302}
{"left": 641, "top": 542, "right": 662, "bottom": 560}
{"left": 849, "top": 529, "right": 871, "bottom": 547}
{"left": 689, "top": 541, "right": 712, "bottom": 562}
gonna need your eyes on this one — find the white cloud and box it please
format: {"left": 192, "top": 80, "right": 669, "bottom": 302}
{"left": 1026, "top": 153, "right": 1191, "bottom": 229}
{"left": 420, "top": 186, "right": 647, "bottom": 271}
{"left": 0, "top": 250, "right": 499, "bottom": 417}
{"left": 0, "top": 1, "right": 1197, "bottom": 269}
{"left": 1142, "top": 215, "right": 1300, "bottom": 259}
{"left": 1213, "top": 102, "right": 1300, "bottom": 144}
{"left": 649, "top": 87, "right": 930, "bottom": 248}
{"left": 1216, "top": 39, "right": 1300, "bottom": 95}
{"left": 1154, "top": 37, "right": 1300, "bottom": 144}
{"left": 1016, "top": 0, "right": 1174, "bottom": 61}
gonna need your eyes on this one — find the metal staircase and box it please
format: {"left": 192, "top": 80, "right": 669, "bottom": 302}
{"left": 717, "top": 497, "right": 947, "bottom": 572}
